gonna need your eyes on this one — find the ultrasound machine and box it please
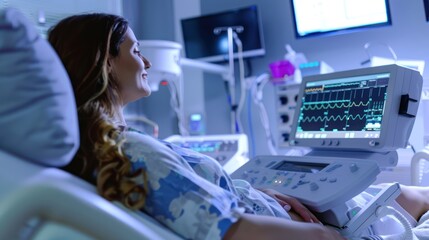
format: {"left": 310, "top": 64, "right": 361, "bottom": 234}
{"left": 232, "top": 64, "right": 423, "bottom": 237}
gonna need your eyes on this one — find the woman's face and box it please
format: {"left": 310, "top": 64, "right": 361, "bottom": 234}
{"left": 109, "top": 27, "right": 151, "bottom": 105}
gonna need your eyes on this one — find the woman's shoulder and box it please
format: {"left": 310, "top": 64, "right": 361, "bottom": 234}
{"left": 122, "top": 129, "right": 193, "bottom": 168}
{"left": 122, "top": 129, "right": 166, "bottom": 151}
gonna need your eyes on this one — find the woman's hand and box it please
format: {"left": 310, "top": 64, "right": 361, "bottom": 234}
{"left": 224, "top": 213, "right": 345, "bottom": 240}
{"left": 259, "top": 188, "right": 321, "bottom": 224}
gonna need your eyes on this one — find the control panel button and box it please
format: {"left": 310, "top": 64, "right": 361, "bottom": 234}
{"left": 329, "top": 178, "right": 337, "bottom": 183}
{"left": 250, "top": 177, "right": 257, "bottom": 184}
{"left": 349, "top": 163, "right": 359, "bottom": 173}
{"left": 260, "top": 176, "right": 267, "bottom": 183}
{"left": 297, "top": 180, "right": 309, "bottom": 185}
{"left": 347, "top": 206, "right": 362, "bottom": 219}
{"left": 310, "top": 182, "right": 319, "bottom": 191}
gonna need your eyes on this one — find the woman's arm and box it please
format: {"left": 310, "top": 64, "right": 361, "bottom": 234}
{"left": 395, "top": 184, "right": 429, "bottom": 221}
{"left": 224, "top": 213, "right": 345, "bottom": 240}
{"left": 258, "top": 188, "right": 320, "bottom": 223}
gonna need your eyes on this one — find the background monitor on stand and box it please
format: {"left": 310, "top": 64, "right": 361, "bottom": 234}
{"left": 181, "top": 5, "right": 265, "bottom": 62}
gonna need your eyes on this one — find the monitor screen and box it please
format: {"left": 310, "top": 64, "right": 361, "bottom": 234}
{"left": 291, "top": 0, "right": 391, "bottom": 38}
{"left": 289, "top": 65, "right": 423, "bottom": 152}
{"left": 295, "top": 72, "right": 389, "bottom": 139}
{"left": 272, "top": 160, "right": 329, "bottom": 173}
{"left": 181, "top": 5, "right": 265, "bottom": 62}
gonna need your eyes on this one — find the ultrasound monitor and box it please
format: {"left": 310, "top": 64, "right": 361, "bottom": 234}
{"left": 289, "top": 64, "right": 422, "bottom": 152}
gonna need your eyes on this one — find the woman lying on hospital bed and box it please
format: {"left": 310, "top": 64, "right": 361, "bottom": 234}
{"left": 47, "top": 13, "right": 429, "bottom": 240}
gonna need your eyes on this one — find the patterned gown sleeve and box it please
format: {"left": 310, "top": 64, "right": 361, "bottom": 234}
{"left": 162, "top": 141, "right": 291, "bottom": 219}
{"left": 122, "top": 131, "right": 244, "bottom": 240}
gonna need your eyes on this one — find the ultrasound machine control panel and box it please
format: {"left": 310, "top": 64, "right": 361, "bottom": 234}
{"left": 232, "top": 155, "right": 380, "bottom": 212}
{"left": 231, "top": 155, "right": 401, "bottom": 236}
{"left": 232, "top": 64, "right": 422, "bottom": 237}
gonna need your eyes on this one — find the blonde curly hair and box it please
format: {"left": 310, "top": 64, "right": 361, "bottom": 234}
{"left": 48, "top": 13, "right": 147, "bottom": 209}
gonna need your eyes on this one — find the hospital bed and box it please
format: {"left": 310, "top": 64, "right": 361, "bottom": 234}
{"left": 0, "top": 150, "right": 183, "bottom": 240}
{"left": 0, "top": 8, "right": 182, "bottom": 240}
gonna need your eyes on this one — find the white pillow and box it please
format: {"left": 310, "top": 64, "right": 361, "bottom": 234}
{"left": 0, "top": 8, "right": 79, "bottom": 166}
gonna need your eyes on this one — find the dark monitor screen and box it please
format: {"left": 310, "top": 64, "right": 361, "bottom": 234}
{"left": 291, "top": 0, "right": 391, "bottom": 38}
{"left": 272, "top": 160, "right": 329, "bottom": 173}
{"left": 424, "top": 0, "right": 429, "bottom": 21}
{"left": 181, "top": 5, "right": 265, "bottom": 62}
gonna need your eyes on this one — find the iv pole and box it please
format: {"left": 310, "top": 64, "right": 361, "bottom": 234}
{"left": 213, "top": 26, "right": 244, "bottom": 134}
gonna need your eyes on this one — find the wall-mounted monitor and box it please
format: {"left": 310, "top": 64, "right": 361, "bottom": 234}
{"left": 181, "top": 5, "right": 265, "bottom": 62}
{"left": 291, "top": 0, "right": 392, "bottom": 38}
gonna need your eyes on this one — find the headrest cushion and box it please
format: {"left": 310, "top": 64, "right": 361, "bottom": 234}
{"left": 0, "top": 8, "right": 79, "bottom": 166}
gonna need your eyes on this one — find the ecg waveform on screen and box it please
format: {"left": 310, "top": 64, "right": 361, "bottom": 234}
{"left": 297, "top": 78, "right": 388, "bottom": 132}
{"left": 304, "top": 86, "right": 324, "bottom": 93}
{"left": 301, "top": 113, "right": 367, "bottom": 122}
{"left": 303, "top": 101, "right": 369, "bottom": 110}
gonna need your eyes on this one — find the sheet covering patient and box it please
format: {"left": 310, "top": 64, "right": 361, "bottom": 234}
{"left": 47, "top": 13, "right": 429, "bottom": 240}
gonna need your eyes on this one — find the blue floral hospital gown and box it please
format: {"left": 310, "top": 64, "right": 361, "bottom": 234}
{"left": 122, "top": 130, "right": 291, "bottom": 240}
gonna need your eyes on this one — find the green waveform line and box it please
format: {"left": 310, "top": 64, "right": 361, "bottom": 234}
{"left": 324, "top": 82, "right": 361, "bottom": 88}
{"left": 301, "top": 114, "right": 367, "bottom": 122}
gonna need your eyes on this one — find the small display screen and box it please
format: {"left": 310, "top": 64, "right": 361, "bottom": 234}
{"left": 272, "top": 160, "right": 329, "bottom": 173}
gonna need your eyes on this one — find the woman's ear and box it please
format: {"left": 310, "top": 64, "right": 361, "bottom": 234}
{"left": 106, "top": 56, "right": 114, "bottom": 73}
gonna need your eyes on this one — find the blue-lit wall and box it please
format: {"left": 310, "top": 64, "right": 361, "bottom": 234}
{"left": 123, "top": 0, "right": 179, "bottom": 138}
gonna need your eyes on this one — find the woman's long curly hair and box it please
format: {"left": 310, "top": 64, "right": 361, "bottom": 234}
{"left": 48, "top": 13, "right": 147, "bottom": 209}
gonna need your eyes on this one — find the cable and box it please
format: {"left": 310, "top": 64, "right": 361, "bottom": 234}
{"left": 233, "top": 32, "right": 246, "bottom": 134}
{"left": 226, "top": 28, "right": 236, "bottom": 134}
{"left": 407, "top": 141, "right": 416, "bottom": 153}
{"left": 245, "top": 59, "right": 253, "bottom": 77}
{"left": 222, "top": 79, "right": 235, "bottom": 132}
{"left": 124, "top": 115, "right": 159, "bottom": 138}
{"left": 251, "top": 73, "right": 278, "bottom": 155}
{"left": 374, "top": 206, "right": 413, "bottom": 240}
{"left": 361, "top": 42, "right": 398, "bottom": 66}
{"left": 351, "top": 205, "right": 414, "bottom": 240}
{"left": 165, "top": 76, "right": 189, "bottom": 136}
{"left": 247, "top": 86, "right": 256, "bottom": 158}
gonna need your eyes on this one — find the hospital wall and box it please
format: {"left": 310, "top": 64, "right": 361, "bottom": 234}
{"left": 124, "top": 0, "right": 428, "bottom": 156}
